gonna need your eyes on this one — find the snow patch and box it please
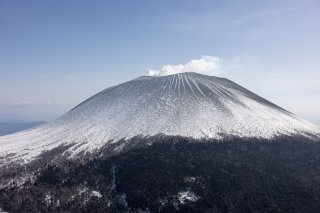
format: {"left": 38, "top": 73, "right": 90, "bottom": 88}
{"left": 78, "top": 187, "right": 88, "bottom": 196}
{"left": 45, "top": 193, "right": 52, "bottom": 206}
{"left": 91, "top": 190, "right": 102, "bottom": 198}
{"left": 178, "top": 190, "right": 201, "bottom": 204}
{"left": 118, "top": 193, "right": 129, "bottom": 212}
{"left": 184, "top": 176, "right": 197, "bottom": 183}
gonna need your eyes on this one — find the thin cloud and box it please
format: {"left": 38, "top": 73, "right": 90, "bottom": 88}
{"left": 10, "top": 101, "right": 31, "bottom": 108}
{"left": 44, "top": 101, "right": 53, "bottom": 106}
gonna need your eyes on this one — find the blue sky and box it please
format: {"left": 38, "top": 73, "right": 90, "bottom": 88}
{"left": 0, "top": 0, "right": 319, "bottom": 125}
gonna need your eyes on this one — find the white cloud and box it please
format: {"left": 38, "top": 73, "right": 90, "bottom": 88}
{"left": 44, "top": 101, "right": 53, "bottom": 106}
{"left": 146, "top": 55, "right": 224, "bottom": 76}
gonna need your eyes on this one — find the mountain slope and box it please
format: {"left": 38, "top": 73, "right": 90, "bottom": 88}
{"left": 1, "top": 73, "right": 320, "bottom": 212}
{"left": 0, "top": 72, "right": 319, "bottom": 165}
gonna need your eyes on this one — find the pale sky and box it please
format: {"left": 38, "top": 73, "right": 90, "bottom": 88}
{"left": 0, "top": 0, "right": 319, "bottom": 125}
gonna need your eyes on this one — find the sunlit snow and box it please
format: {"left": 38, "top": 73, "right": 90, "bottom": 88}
{"left": 0, "top": 72, "right": 319, "bottom": 165}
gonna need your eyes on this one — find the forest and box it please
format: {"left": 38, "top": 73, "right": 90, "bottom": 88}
{"left": 1, "top": 135, "right": 320, "bottom": 212}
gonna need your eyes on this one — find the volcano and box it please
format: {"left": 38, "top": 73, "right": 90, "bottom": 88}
{"left": 0, "top": 72, "right": 318, "bottom": 164}
{"left": 0, "top": 73, "right": 320, "bottom": 212}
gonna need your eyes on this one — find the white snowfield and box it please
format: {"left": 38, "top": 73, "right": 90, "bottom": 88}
{"left": 0, "top": 72, "right": 319, "bottom": 164}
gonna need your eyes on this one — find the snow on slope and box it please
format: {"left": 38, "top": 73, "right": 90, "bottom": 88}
{"left": 0, "top": 72, "right": 319, "bottom": 164}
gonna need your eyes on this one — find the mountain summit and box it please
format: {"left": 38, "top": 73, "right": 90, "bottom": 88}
{"left": 0, "top": 72, "right": 319, "bottom": 165}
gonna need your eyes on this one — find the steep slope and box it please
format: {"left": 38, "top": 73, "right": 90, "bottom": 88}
{"left": 0, "top": 72, "right": 319, "bottom": 165}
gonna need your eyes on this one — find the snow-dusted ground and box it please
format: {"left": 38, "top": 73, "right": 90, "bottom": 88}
{"left": 0, "top": 72, "right": 319, "bottom": 165}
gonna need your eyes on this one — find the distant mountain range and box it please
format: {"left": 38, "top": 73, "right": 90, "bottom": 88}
{"left": 0, "top": 121, "right": 46, "bottom": 136}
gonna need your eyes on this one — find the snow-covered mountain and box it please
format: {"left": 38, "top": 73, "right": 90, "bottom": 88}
{"left": 0, "top": 72, "right": 319, "bottom": 165}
